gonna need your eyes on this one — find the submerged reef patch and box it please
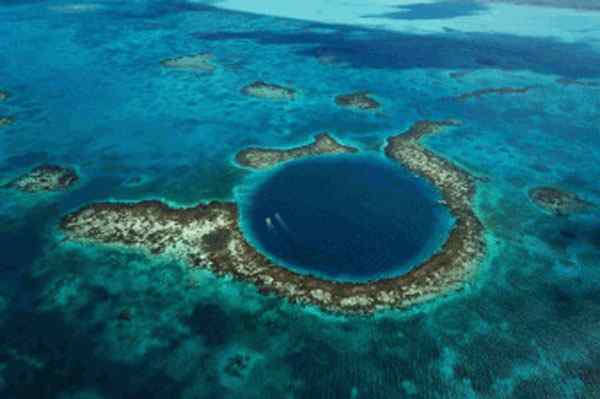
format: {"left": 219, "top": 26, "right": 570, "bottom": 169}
{"left": 456, "top": 86, "right": 537, "bottom": 101}
{"left": 449, "top": 70, "right": 474, "bottom": 80}
{"left": 235, "top": 133, "right": 358, "bottom": 169}
{"left": 160, "top": 53, "right": 215, "bottom": 73}
{"left": 60, "top": 121, "right": 485, "bottom": 313}
{"left": 335, "top": 92, "right": 380, "bottom": 110}
{"left": 241, "top": 81, "right": 295, "bottom": 100}
{"left": 556, "top": 78, "right": 599, "bottom": 87}
{"left": 0, "top": 90, "right": 8, "bottom": 101}
{"left": 0, "top": 116, "right": 14, "bottom": 128}
{"left": 122, "top": 174, "right": 152, "bottom": 187}
{"left": 529, "top": 187, "right": 595, "bottom": 216}
{"left": 5, "top": 164, "right": 79, "bottom": 193}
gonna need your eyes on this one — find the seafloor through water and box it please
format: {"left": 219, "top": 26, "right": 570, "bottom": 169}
{"left": 1, "top": 0, "right": 600, "bottom": 398}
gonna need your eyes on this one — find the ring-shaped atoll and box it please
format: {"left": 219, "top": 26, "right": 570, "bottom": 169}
{"left": 60, "top": 121, "right": 485, "bottom": 313}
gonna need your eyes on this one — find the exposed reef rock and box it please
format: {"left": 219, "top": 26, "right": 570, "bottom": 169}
{"left": 5, "top": 165, "right": 79, "bottom": 193}
{"left": 529, "top": 187, "right": 595, "bottom": 215}
{"left": 0, "top": 116, "right": 14, "bottom": 128}
{"left": 241, "top": 81, "right": 295, "bottom": 100}
{"left": 335, "top": 92, "right": 380, "bottom": 110}
{"left": 160, "top": 53, "right": 215, "bottom": 73}
{"left": 456, "top": 86, "right": 536, "bottom": 101}
{"left": 61, "top": 121, "right": 485, "bottom": 314}
{"left": 235, "top": 133, "right": 358, "bottom": 169}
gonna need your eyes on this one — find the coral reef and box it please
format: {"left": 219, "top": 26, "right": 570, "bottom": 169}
{"left": 5, "top": 165, "right": 79, "bottom": 193}
{"left": 61, "top": 121, "right": 485, "bottom": 313}
{"left": 529, "top": 186, "right": 595, "bottom": 215}
{"left": 235, "top": 133, "right": 358, "bottom": 169}
{"left": 456, "top": 86, "right": 536, "bottom": 101}
{"left": 449, "top": 70, "right": 474, "bottom": 80}
{"left": 0, "top": 90, "right": 8, "bottom": 101}
{"left": 241, "top": 81, "right": 295, "bottom": 100}
{"left": 0, "top": 116, "right": 14, "bottom": 128}
{"left": 335, "top": 92, "right": 380, "bottom": 110}
{"left": 556, "top": 78, "right": 599, "bottom": 87}
{"left": 160, "top": 53, "right": 215, "bottom": 73}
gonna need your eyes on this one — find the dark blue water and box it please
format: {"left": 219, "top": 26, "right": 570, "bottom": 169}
{"left": 364, "top": 1, "right": 486, "bottom": 20}
{"left": 240, "top": 155, "right": 453, "bottom": 281}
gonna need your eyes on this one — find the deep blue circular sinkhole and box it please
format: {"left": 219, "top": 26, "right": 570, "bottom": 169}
{"left": 239, "top": 155, "right": 454, "bottom": 282}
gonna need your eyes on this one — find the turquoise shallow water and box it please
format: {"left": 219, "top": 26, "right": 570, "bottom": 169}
{"left": 238, "top": 154, "right": 453, "bottom": 282}
{"left": 1, "top": 0, "right": 600, "bottom": 398}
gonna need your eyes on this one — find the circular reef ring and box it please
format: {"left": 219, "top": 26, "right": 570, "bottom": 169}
{"left": 61, "top": 120, "right": 485, "bottom": 314}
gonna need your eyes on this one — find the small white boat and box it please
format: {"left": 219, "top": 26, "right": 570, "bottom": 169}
{"left": 265, "top": 217, "right": 274, "bottom": 229}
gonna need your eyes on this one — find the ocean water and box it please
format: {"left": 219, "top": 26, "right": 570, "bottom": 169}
{"left": 238, "top": 155, "right": 453, "bottom": 281}
{"left": 0, "top": 0, "right": 599, "bottom": 398}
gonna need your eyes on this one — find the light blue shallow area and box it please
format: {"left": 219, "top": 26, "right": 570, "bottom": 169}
{"left": 1, "top": 1, "right": 600, "bottom": 398}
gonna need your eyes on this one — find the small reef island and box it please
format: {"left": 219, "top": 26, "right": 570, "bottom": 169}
{"left": 5, "top": 164, "right": 79, "bottom": 193}
{"left": 241, "top": 81, "right": 296, "bottom": 100}
{"left": 529, "top": 186, "right": 595, "bottom": 215}
{"left": 235, "top": 133, "right": 358, "bottom": 169}
{"left": 60, "top": 121, "right": 485, "bottom": 313}
{"left": 160, "top": 53, "right": 215, "bottom": 73}
{"left": 335, "top": 92, "right": 380, "bottom": 110}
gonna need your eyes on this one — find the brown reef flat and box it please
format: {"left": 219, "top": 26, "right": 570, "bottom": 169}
{"left": 335, "top": 92, "right": 380, "bottom": 110}
{"left": 241, "top": 81, "right": 295, "bottom": 100}
{"left": 235, "top": 133, "right": 358, "bottom": 169}
{"left": 6, "top": 164, "right": 79, "bottom": 193}
{"left": 529, "top": 186, "right": 595, "bottom": 215}
{"left": 160, "top": 53, "right": 215, "bottom": 73}
{"left": 456, "top": 86, "right": 536, "bottom": 101}
{"left": 60, "top": 121, "right": 485, "bottom": 314}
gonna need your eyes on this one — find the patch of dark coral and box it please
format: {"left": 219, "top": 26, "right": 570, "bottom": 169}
{"left": 0, "top": 115, "right": 15, "bottom": 128}
{"left": 335, "top": 91, "right": 380, "bottom": 110}
{"left": 5, "top": 164, "right": 79, "bottom": 193}
{"left": 456, "top": 86, "right": 537, "bottom": 101}
{"left": 529, "top": 186, "right": 595, "bottom": 215}
{"left": 202, "top": 228, "right": 231, "bottom": 253}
